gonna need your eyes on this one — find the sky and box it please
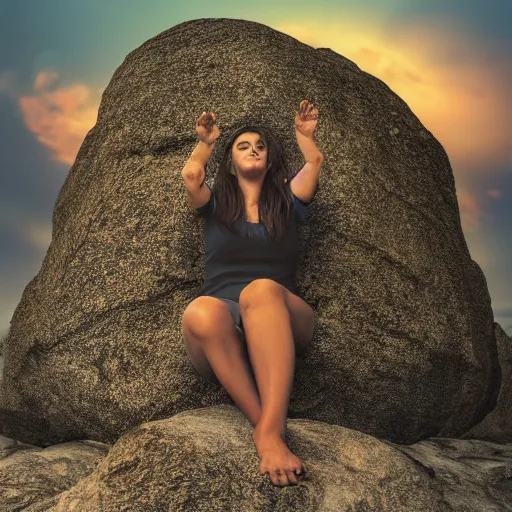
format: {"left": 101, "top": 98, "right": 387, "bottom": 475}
{"left": 1, "top": 0, "right": 511, "bottom": 353}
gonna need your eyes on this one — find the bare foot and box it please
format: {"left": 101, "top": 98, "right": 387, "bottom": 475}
{"left": 253, "top": 425, "right": 307, "bottom": 487}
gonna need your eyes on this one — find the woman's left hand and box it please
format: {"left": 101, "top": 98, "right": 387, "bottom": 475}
{"left": 295, "top": 100, "right": 320, "bottom": 137}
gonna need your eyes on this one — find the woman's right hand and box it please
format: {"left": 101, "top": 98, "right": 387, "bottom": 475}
{"left": 196, "top": 111, "right": 220, "bottom": 145}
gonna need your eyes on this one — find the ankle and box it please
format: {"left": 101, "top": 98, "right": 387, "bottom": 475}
{"left": 253, "top": 422, "right": 286, "bottom": 441}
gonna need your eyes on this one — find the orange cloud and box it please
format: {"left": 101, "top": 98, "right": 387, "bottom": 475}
{"left": 33, "top": 69, "right": 60, "bottom": 92}
{"left": 276, "top": 16, "right": 511, "bottom": 239}
{"left": 18, "top": 70, "right": 102, "bottom": 166}
{"left": 287, "top": 18, "right": 511, "bottom": 171}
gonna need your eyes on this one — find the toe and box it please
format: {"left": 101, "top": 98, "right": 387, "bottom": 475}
{"left": 272, "top": 469, "right": 288, "bottom": 487}
{"left": 296, "top": 464, "right": 307, "bottom": 479}
{"left": 286, "top": 469, "right": 299, "bottom": 485}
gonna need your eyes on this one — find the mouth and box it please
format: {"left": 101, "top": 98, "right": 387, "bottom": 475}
{"left": 247, "top": 156, "right": 259, "bottom": 160}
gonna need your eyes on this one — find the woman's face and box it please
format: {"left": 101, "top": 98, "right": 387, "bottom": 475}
{"left": 231, "top": 132, "right": 269, "bottom": 177}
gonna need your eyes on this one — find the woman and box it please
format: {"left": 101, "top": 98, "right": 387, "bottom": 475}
{"left": 181, "top": 100, "right": 322, "bottom": 487}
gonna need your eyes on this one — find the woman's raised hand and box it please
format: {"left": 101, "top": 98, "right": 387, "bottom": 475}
{"left": 295, "top": 100, "right": 319, "bottom": 138}
{"left": 196, "top": 111, "right": 220, "bottom": 145}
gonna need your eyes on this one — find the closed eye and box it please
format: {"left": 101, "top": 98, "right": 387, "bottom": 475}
{"left": 240, "top": 144, "right": 265, "bottom": 149}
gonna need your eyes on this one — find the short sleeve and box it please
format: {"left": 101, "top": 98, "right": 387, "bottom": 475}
{"left": 195, "top": 183, "right": 215, "bottom": 218}
{"left": 287, "top": 180, "right": 310, "bottom": 223}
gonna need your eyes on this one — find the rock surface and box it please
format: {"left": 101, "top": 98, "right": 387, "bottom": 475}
{"left": 0, "top": 433, "right": 109, "bottom": 511}
{"left": 1, "top": 407, "right": 512, "bottom": 511}
{"left": 461, "top": 322, "right": 512, "bottom": 443}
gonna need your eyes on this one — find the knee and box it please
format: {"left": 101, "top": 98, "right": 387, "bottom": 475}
{"left": 239, "top": 278, "right": 285, "bottom": 309}
{"left": 182, "top": 297, "right": 229, "bottom": 339}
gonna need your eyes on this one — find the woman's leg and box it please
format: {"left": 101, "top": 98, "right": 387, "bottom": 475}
{"left": 238, "top": 280, "right": 306, "bottom": 486}
{"left": 182, "top": 297, "right": 262, "bottom": 427}
{"left": 239, "top": 287, "right": 295, "bottom": 439}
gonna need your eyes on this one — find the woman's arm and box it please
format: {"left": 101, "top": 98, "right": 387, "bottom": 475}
{"left": 291, "top": 100, "right": 323, "bottom": 203}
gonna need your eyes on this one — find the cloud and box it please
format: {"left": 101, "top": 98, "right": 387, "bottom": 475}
{"left": 456, "top": 190, "right": 481, "bottom": 233}
{"left": 22, "top": 218, "right": 53, "bottom": 252}
{"left": 284, "top": 17, "right": 511, "bottom": 172}
{"left": 33, "top": 69, "right": 60, "bottom": 92}
{"left": 276, "top": 15, "right": 511, "bottom": 253}
{"left": 18, "top": 70, "right": 103, "bottom": 166}
{"left": 486, "top": 189, "right": 501, "bottom": 199}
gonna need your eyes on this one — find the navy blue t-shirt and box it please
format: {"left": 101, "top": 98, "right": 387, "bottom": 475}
{"left": 194, "top": 181, "right": 310, "bottom": 302}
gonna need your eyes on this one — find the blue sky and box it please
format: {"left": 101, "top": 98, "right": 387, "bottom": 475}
{"left": 1, "top": 0, "right": 511, "bottom": 343}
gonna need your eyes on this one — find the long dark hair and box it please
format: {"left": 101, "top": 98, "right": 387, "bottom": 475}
{"left": 208, "top": 124, "right": 295, "bottom": 243}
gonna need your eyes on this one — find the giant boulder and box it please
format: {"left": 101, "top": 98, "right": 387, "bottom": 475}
{"left": 0, "top": 18, "right": 500, "bottom": 447}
